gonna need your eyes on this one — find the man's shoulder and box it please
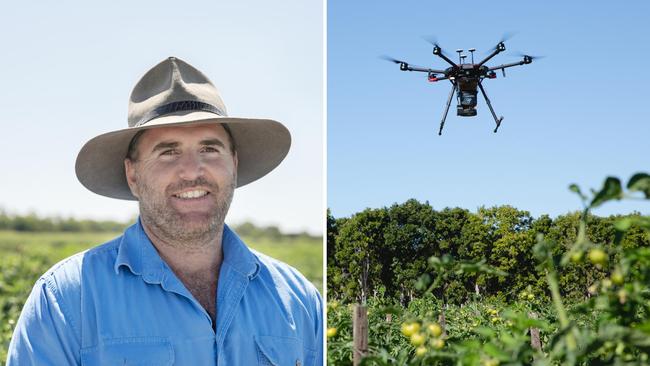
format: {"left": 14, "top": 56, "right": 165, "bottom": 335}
{"left": 249, "top": 248, "right": 321, "bottom": 300}
{"left": 40, "top": 235, "right": 122, "bottom": 290}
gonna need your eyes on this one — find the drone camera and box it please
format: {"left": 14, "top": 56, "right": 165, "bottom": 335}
{"left": 457, "top": 106, "right": 477, "bottom": 117}
{"left": 458, "top": 90, "right": 478, "bottom": 116}
{"left": 457, "top": 90, "right": 478, "bottom": 117}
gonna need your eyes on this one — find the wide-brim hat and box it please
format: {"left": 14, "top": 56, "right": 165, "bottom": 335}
{"left": 75, "top": 57, "right": 291, "bottom": 200}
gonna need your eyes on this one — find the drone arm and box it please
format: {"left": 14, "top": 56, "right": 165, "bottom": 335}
{"left": 488, "top": 60, "right": 527, "bottom": 72}
{"left": 434, "top": 52, "right": 458, "bottom": 68}
{"left": 477, "top": 49, "right": 502, "bottom": 67}
{"left": 405, "top": 66, "right": 447, "bottom": 74}
{"left": 477, "top": 82, "right": 503, "bottom": 133}
{"left": 438, "top": 82, "right": 456, "bottom": 135}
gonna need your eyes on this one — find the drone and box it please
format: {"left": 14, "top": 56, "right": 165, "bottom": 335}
{"left": 382, "top": 37, "right": 537, "bottom": 135}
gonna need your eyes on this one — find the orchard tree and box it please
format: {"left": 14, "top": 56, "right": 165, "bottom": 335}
{"left": 335, "top": 207, "right": 389, "bottom": 303}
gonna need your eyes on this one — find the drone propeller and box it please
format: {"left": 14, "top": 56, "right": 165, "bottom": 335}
{"left": 498, "top": 31, "right": 517, "bottom": 44}
{"left": 511, "top": 52, "right": 544, "bottom": 65}
{"left": 513, "top": 52, "right": 545, "bottom": 60}
{"left": 422, "top": 35, "right": 440, "bottom": 47}
{"left": 379, "top": 55, "right": 432, "bottom": 71}
{"left": 484, "top": 31, "right": 517, "bottom": 54}
{"left": 379, "top": 55, "right": 407, "bottom": 64}
{"left": 422, "top": 35, "right": 451, "bottom": 57}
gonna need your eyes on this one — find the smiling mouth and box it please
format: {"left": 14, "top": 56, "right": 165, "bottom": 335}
{"left": 173, "top": 189, "right": 210, "bottom": 199}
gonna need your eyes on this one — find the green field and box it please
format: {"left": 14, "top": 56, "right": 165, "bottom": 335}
{"left": 0, "top": 230, "right": 322, "bottom": 363}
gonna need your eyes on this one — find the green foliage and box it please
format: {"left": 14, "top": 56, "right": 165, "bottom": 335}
{"left": 328, "top": 172, "right": 650, "bottom": 365}
{"left": 328, "top": 201, "right": 650, "bottom": 305}
{"left": 327, "top": 297, "right": 554, "bottom": 366}
{"left": 0, "top": 210, "right": 128, "bottom": 232}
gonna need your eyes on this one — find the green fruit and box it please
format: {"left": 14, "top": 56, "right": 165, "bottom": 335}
{"left": 570, "top": 251, "right": 583, "bottom": 263}
{"left": 602, "top": 278, "right": 612, "bottom": 290}
{"left": 431, "top": 338, "right": 445, "bottom": 349}
{"left": 401, "top": 322, "right": 420, "bottom": 337}
{"left": 618, "top": 289, "right": 628, "bottom": 304}
{"left": 588, "top": 248, "right": 608, "bottom": 266}
{"left": 611, "top": 270, "right": 624, "bottom": 285}
{"left": 410, "top": 332, "right": 425, "bottom": 347}
{"left": 427, "top": 323, "right": 443, "bottom": 337}
{"left": 415, "top": 346, "right": 427, "bottom": 357}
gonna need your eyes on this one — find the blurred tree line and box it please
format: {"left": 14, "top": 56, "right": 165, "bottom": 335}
{"left": 0, "top": 210, "right": 128, "bottom": 232}
{"left": 327, "top": 200, "right": 650, "bottom": 305}
{"left": 230, "top": 221, "right": 319, "bottom": 242}
{"left": 0, "top": 209, "right": 319, "bottom": 240}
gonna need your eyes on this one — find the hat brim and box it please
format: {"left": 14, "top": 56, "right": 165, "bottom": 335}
{"left": 75, "top": 111, "right": 291, "bottom": 200}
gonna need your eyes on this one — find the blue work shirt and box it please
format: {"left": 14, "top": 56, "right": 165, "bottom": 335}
{"left": 7, "top": 219, "right": 323, "bottom": 365}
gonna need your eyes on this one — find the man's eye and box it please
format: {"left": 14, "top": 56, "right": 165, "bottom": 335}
{"left": 161, "top": 149, "right": 178, "bottom": 156}
{"left": 201, "top": 146, "right": 220, "bottom": 153}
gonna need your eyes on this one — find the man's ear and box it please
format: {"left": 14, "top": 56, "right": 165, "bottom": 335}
{"left": 124, "top": 159, "right": 140, "bottom": 199}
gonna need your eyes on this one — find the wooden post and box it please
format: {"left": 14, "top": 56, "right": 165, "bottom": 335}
{"left": 529, "top": 312, "right": 542, "bottom": 351}
{"left": 438, "top": 307, "right": 448, "bottom": 337}
{"left": 353, "top": 304, "right": 368, "bottom": 366}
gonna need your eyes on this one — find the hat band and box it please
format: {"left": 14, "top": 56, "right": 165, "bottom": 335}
{"left": 135, "top": 100, "right": 226, "bottom": 127}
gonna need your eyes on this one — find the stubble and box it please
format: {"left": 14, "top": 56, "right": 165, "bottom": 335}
{"left": 137, "top": 174, "right": 235, "bottom": 249}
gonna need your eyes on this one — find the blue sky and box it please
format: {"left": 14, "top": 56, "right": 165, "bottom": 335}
{"left": 0, "top": 0, "right": 323, "bottom": 234}
{"left": 328, "top": 1, "right": 650, "bottom": 219}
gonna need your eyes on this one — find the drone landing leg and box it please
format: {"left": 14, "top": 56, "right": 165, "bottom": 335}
{"left": 438, "top": 83, "right": 456, "bottom": 135}
{"left": 478, "top": 82, "right": 504, "bottom": 133}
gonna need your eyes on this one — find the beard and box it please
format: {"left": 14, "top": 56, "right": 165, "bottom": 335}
{"left": 136, "top": 174, "right": 235, "bottom": 247}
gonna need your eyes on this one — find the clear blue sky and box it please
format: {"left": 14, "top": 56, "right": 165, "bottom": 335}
{"left": 0, "top": 0, "right": 323, "bottom": 234}
{"left": 328, "top": 1, "right": 650, "bottom": 220}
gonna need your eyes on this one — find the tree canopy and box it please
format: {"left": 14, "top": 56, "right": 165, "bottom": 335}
{"left": 327, "top": 201, "right": 650, "bottom": 305}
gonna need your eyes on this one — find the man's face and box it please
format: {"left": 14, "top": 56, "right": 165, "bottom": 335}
{"left": 124, "top": 124, "right": 238, "bottom": 243}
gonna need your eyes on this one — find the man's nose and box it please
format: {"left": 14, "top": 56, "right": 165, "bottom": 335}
{"left": 177, "top": 152, "right": 205, "bottom": 180}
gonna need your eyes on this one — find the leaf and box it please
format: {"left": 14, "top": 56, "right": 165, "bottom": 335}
{"left": 569, "top": 184, "right": 587, "bottom": 201}
{"left": 473, "top": 326, "right": 496, "bottom": 338}
{"left": 627, "top": 173, "right": 650, "bottom": 198}
{"left": 378, "top": 306, "right": 403, "bottom": 316}
{"left": 415, "top": 274, "right": 431, "bottom": 290}
{"left": 499, "top": 332, "right": 517, "bottom": 347}
{"left": 614, "top": 217, "right": 633, "bottom": 231}
{"left": 614, "top": 216, "right": 650, "bottom": 232}
{"left": 590, "top": 177, "right": 623, "bottom": 208}
{"left": 483, "top": 342, "right": 510, "bottom": 360}
{"left": 427, "top": 256, "right": 441, "bottom": 268}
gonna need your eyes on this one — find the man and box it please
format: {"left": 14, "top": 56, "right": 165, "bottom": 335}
{"left": 7, "top": 57, "right": 323, "bottom": 365}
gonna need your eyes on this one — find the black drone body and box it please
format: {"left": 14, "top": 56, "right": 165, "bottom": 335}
{"left": 384, "top": 39, "right": 535, "bottom": 135}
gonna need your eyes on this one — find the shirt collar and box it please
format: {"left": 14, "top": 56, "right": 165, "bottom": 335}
{"left": 221, "top": 224, "right": 261, "bottom": 279}
{"left": 114, "top": 218, "right": 260, "bottom": 281}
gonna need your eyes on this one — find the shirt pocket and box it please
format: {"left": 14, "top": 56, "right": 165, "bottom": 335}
{"left": 80, "top": 336, "right": 174, "bottom": 366}
{"left": 255, "top": 335, "right": 316, "bottom": 366}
